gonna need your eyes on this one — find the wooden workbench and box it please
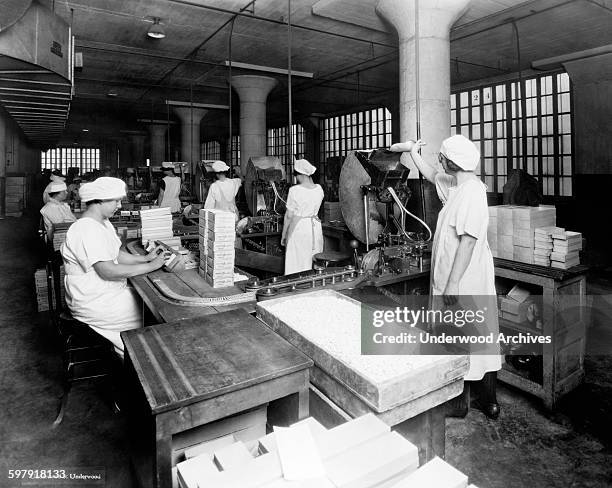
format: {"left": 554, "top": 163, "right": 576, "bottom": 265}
{"left": 126, "top": 240, "right": 257, "bottom": 324}
{"left": 123, "top": 309, "right": 313, "bottom": 488}
{"left": 494, "top": 258, "right": 589, "bottom": 408}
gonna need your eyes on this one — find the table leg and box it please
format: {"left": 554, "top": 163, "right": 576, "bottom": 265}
{"left": 267, "top": 385, "right": 310, "bottom": 427}
{"left": 154, "top": 418, "right": 173, "bottom": 488}
{"left": 393, "top": 404, "right": 446, "bottom": 464}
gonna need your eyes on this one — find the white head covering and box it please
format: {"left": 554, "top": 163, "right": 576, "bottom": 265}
{"left": 79, "top": 177, "right": 126, "bottom": 203}
{"left": 48, "top": 181, "right": 67, "bottom": 193}
{"left": 162, "top": 161, "right": 174, "bottom": 169}
{"left": 439, "top": 135, "right": 480, "bottom": 171}
{"left": 294, "top": 158, "right": 316, "bottom": 176}
{"left": 211, "top": 160, "right": 230, "bottom": 172}
{"left": 50, "top": 174, "right": 66, "bottom": 183}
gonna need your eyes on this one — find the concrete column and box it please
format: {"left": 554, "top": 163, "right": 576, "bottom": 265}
{"left": 148, "top": 124, "right": 167, "bottom": 166}
{"left": 376, "top": 0, "right": 471, "bottom": 176}
{"left": 122, "top": 131, "right": 147, "bottom": 167}
{"left": 563, "top": 53, "right": 612, "bottom": 174}
{"left": 231, "top": 75, "right": 278, "bottom": 176}
{"left": 174, "top": 107, "right": 207, "bottom": 173}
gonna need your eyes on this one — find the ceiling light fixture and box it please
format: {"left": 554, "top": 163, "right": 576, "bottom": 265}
{"left": 147, "top": 18, "right": 166, "bottom": 39}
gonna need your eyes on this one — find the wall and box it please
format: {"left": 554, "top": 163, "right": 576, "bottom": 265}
{"left": 0, "top": 107, "right": 42, "bottom": 215}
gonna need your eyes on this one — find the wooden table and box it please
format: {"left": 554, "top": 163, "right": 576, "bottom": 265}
{"left": 122, "top": 309, "right": 313, "bottom": 488}
{"left": 494, "top": 258, "right": 588, "bottom": 408}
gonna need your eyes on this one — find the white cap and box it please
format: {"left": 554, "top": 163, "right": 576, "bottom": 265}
{"left": 294, "top": 158, "right": 316, "bottom": 176}
{"left": 50, "top": 174, "right": 66, "bottom": 182}
{"left": 79, "top": 177, "right": 126, "bottom": 202}
{"left": 440, "top": 135, "right": 480, "bottom": 171}
{"left": 211, "top": 160, "right": 230, "bottom": 172}
{"left": 48, "top": 181, "right": 67, "bottom": 192}
{"left": 162, "top": 161, "right": 175, "bottom": 169}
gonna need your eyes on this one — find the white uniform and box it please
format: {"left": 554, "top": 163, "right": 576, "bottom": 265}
{"left": 204, "top": 178, "right": 242, "bottom": 219}
{"left": 40, "top": 199, "right": 76, "bottom": 235}
{"left": 159, "top": 175, "right": 182, "bottom": 213}
{"left": 284, "top": 185, "right": 324, "bottom": 275}
{"left": 61, "top": 217, "right": 142, "bottom": 355}
{"left": 432, "top": 173, "right": 501, "bottom": 380}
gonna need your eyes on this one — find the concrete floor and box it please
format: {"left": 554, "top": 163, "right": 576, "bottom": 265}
{"left": 1, "top": 215, "right": 611, "bottom": 487}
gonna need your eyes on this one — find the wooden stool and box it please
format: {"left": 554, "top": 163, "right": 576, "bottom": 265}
{"left": 313, "top": 251, "right": 351, "bottom": 269}
{"left": 53, "top": 312, "right": 116, "bottom": 427}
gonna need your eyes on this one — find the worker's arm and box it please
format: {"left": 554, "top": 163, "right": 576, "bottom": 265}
{"left": 203, "top": 187, "right": 215, "bottom": 209}
{"left": 157, "top": 188, "right": 165, "bottom": 205}
{"left": 281, "top": 209, "right": 294, "bottom": 246}
{"left": 116, "top": 248, "right": 161, "bottom": 264}
{"left": 93, "top": 252, "right": 166, "bottom": 281}
{"left": 443, "top": 234, "right": 477, "bottom": 304}
{"left": 409, "top": 140, "right": 440, "bottom": 185}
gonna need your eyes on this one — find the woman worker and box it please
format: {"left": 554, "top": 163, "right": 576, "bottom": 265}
{"left": 61, "top": 177, "right": 166, "bottom": 356}
{"left": 203, "top": 160, "right": 242, "bottom": 220}
{"left": 404, "top": 135, "right": 501, "bottom": 419}
{"left": 281, "top": 159, "right": 324, "bottom": 275}
{"left": 158, "top": 162, "right": 182, "bottom": 212}
{"left": 43, "top": 170, "right": 66, "bottom": 204}
{"left": 40, "top": 180, "right": 76, "bottom": 240}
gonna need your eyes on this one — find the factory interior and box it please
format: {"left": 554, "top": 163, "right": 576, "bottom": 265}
{"left": 1, "top": 0, "right": 612, "bottom": 487}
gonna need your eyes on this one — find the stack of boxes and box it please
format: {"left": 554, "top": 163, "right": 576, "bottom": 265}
{"left": 550, "top": 230, "right": 582, "bottom": 269}
{"left": 488, "top": 205, "right": 556, "bottom": 264}
{"left": 199, "top": 209, "right": 235, "bottom": 288}
{"left": 512, "top": 206, "right": 556, "bottom": 264}
{"left": 533, "top": 226, "right": 559, "bottom": 266}
{"left": 140, "top": 207, "right": 173, "bottom": 245}
{"left": 34, "top": 268, "right": 51, "bottom": 312}
{"left": 498, "top": 284, "right": 540, "bottom": 329}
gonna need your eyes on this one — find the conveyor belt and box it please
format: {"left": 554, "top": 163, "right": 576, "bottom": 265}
{"left": 148, "top": 277, "right": 256, "bottom": 306}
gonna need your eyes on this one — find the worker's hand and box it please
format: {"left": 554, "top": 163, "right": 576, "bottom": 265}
{"left": 149, "top": 251, "right": 168, "bottom": 270}
{"left": 281, "top": 236, "right": 287, "bottom": 246}
{"left": 411, "top": 139, "right": 426, "bottom": 155}
{"left": 442, "top": 281, "right": 459, "bottom": 306}
{"left": 145, "top": 246, "right": 163, "bottom": 261}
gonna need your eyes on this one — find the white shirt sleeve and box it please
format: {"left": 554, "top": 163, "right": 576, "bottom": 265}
{"left": 434, "top": 173, "right": 454, "bottom": 204}
{"left": 204, "top": 182, "right": 217, "bottom": 209}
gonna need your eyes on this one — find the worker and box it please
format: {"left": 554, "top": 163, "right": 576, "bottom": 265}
{"left": 203, "top": 160, "right": 242, "bottom": 220}
{"left": 42, "top": 170, "right": 66, "bottom": 204}
{"left": 158, "top": 162, "right": 182, "bottom": 213}
{"left": 281, "top": 158, "right": 324, "bottom": 275}
{"left": 39, "top": 180, "right": 76, "bottom": 240}
{"left": 66, "top": 175, "right": 82, "bottom": 209}
{"left": 61, "top": 177, "right": 166, "bottom": 356}
{"left": 405, "top": 135, "right": 501, "bottom": 419}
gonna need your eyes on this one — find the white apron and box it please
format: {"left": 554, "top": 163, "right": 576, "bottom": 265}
{"left": 284, "top": 185, "right": 324, "bottom": 275}
{"left": 431, "top": 173, "right": 501, "bottom": 380}
{"left": 61, "top": 217, "right": 142, "bottom": 355}
{"left": 159, "top": 176, "right": 182, "bottom": 213}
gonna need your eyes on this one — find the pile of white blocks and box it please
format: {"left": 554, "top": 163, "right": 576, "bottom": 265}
{"left": 140, "top": 207, "right": 173, "bottom": 245}
{"left": 488, "top": 205, "right": 556, "bottom": 263}
{"left": 199, "top": 209, "right": 235, "bottom": 288}
{"left": 176, "top": 413, "right": 479, "bottom": 488}
{"left": 551, "top": 230, "right": 582, "bottom": 270}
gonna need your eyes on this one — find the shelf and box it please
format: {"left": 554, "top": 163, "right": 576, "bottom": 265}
{"left": 499, "top": 317, "right": 543, "bottom": 336}
{"left": 499, "top": 368, "right": 544, "bottom": 397}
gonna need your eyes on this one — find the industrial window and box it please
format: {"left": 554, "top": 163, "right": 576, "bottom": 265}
{"left": 266, "top": 124, "right": 305, "bottom": 174}
{"left": 320, "top": 107, "right": 392, "bottom": 161}
{"left": 229, "top": 135, "right": 240, "bottom": 173}
{"left": 40, "top": 147, "right": 100, "bottom": 175}
{"left": 201, "top": 140, "right": 221, "bottom": 160}
{"left": 451, "top": 72, "right": 573, "bottom": 197}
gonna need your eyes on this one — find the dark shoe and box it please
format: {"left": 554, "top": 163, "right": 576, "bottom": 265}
{"left": 475, "top": 401, "right": 500, "bottom": 420}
